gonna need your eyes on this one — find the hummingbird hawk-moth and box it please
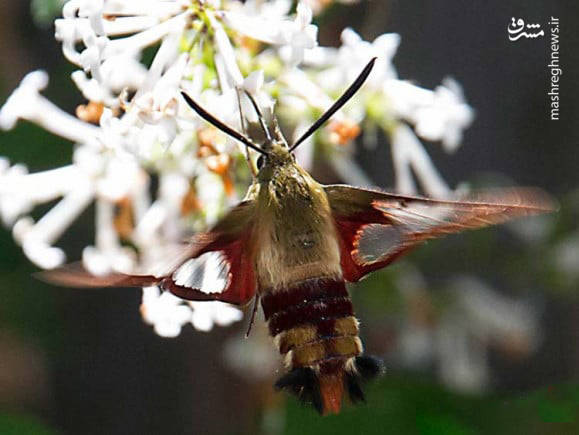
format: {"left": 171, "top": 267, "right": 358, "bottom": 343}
{"left": 40, "top": 58, "right": 555, "bottom": 415}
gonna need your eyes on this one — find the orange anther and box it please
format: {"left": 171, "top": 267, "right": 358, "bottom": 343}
{"left": 76, "top": 101, "right": 104, "bottom": 124}
{"left": 113, "top": 197, "right": 134, "bottom": 240}
{"left": 206, "top": 154, "right": 231, "bottom": 175}
{"left": 180, "top": 184, "right": 202, "bottom": 216}
{"left": 329, "top": 119, "right": 361, "bottom": 145}
{"left": 197, "top": 128, "right": 219, "bottom": 157}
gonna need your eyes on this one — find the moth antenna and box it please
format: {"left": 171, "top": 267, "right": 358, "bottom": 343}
{"left": 289, "top": 57, "right": 377, "bottom": 152}
{"left": 235, "top": 88, "right": 257, "bottom": 177}
{"left": 243, "top": 90, "right": 272, "bottom": 142}
{"left": 181, "top": 92, "right": 268, "bottom": 156}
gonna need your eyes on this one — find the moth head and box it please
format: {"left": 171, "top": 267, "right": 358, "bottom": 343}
{"left": 255, "top": 138, "right": 297, "bottom": 181}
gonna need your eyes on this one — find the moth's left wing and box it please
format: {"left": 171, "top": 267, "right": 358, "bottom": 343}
{"left": 38, "top": 200, "right": 258, "bottom": 306}
{"left": 325, "top": 185, "right": 556, "bottom": 282}
{"left": 161, "top": 206, "right": 257, "bottom": 306}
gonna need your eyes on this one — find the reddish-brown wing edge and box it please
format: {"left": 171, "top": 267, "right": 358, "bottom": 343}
{"left": 35, "top": 262, "right": 159, "bottom": 288}
{"left": 325, "top": 185, "right": 556, "bottom": 282}
{"left": 37, "top": 200, "right": 258, "bottom": 306}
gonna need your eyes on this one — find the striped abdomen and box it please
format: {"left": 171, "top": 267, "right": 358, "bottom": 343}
{"left": 261, "top": 277, "right": 381, "bottom": 414}
{"left": 261, "top": 277, "right": 362, "bottom": 370}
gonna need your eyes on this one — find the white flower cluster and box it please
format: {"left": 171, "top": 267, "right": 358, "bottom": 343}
{"left": 395, "top": 269, "right": 539, "bottom": 394}
{"left": 0, "top": 0, "right": 473, "bottom": 337}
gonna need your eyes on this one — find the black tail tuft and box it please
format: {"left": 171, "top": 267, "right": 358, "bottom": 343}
{"left": 345, "top": 374, "right": 365, "bottom": 404}
{"left": 275, "top": 367, "right": 323, "bottom": 414}
{"left": 344, "top": 355, "right": 385, "bottom": 405}
{"left": 354, "top": 355, "right": 385, "bottom": 380}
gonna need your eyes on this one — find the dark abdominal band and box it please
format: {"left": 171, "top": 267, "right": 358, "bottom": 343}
{"left": 261, "top": 277, "right": 362, "bottom": 369}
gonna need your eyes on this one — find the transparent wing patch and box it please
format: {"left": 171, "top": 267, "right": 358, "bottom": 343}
{"left": 172, "top": 251, "right": 231, "bottom": 294}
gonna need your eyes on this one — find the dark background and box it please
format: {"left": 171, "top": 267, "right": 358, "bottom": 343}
{"left": 0, "top": 1, "right": 578, "bottom": 434}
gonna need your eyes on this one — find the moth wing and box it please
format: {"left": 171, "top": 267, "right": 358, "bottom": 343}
{"left": 325, "top": 185, "right": 555, "bottom": 282}
{"left": 38, "top": 200, "right": 258, "bottom": 306}
{"left": 35, "top": 262, "right": 159, "bottom": 288}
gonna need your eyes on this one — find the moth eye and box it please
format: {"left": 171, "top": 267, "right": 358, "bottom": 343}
{"left": 257, "top": 155, "right": 265, "bottom": 169}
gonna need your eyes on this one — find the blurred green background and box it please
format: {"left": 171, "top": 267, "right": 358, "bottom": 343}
{"left": 0, "top": 1, "right": 578, "bottom": 434}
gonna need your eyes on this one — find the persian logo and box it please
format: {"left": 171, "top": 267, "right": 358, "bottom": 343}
{"left": 508, "top": 17, "right": 544, "bottom": 41}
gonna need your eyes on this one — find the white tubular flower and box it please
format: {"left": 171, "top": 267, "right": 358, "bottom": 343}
{"left": 210, "top": 12, "right": 244, "bottom": 88}
{"left": 385, "top": 78, "right": 474, "bottom": 152}
{"left": 282, "top": 68, "right": 334, "bottom": 112}
{"left": 390, "top": 124, "right": 449, "bottom": 196}
{"left": 328, "top": 152, "right": 374, "bottom": 187}
{"left": 189, "top": 301, "right": 244, "bottom": 331}
{"left": 307, "top": 28, "right": 399, "bottom": 95}
{"left": 56, "top": 1, "right": 190, "bottom": 105}
{"left": 450, "top": 277, "right": 539, "bottom": 346}
{"left": 12, "top": 175, "right": 94, "bottom": 269}
{"left": 131, "top": 52, "right": 187, "bottom": 149}
{"left": 228, "top": 0, "right": 292, "bottom": 19}
{"left": 553, "top": 232, "right": 579, "bottom": 280}
{"left": 291, "top": 120, "right": 315, "bottom": 170}
{"left": 141, "top": 287, "right": 243, "bottom": 337}
{"left": 101, "top": 0, "right": 187, "bottom": 18}
{"left": 72, "top": 51, "right": 148, "bottom": 106}
{"left": 224, "top": 1, "right": 318, "bottom": 66}
{"left": 223, "top": 320, "right": 281, "bottom": 382}
{"left": 62, "top": 0, "right": 105, "bottom": 34}
{"left": 141, "top": 286, "right": 195, "bottom": 338}
{"left": 436, "top": 276, "right": 539, "bottom": 393}
{"left": 0, "top": 161, "right": 32, "bottom": 226}
{"left": 338, "top": 28, "right": 400, "bottom": 86}
{"left": 278, "top": 2, "right": 318, "bottom": 66}
{"left": 238, "top": 70, "right": 274, "bottom": 124}
{"left": 304, "top": 0, "right": 359, "bottom": 16}
{"left": 0, "top": 71, "right": 99, "bottom": 145}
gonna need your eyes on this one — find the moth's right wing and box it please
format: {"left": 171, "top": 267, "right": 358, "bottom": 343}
{"left": 325, "top": 185, "right": 556, "bottom": 282}
{"left": 38, "top": 200, "right": 258, "bottom": 306}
